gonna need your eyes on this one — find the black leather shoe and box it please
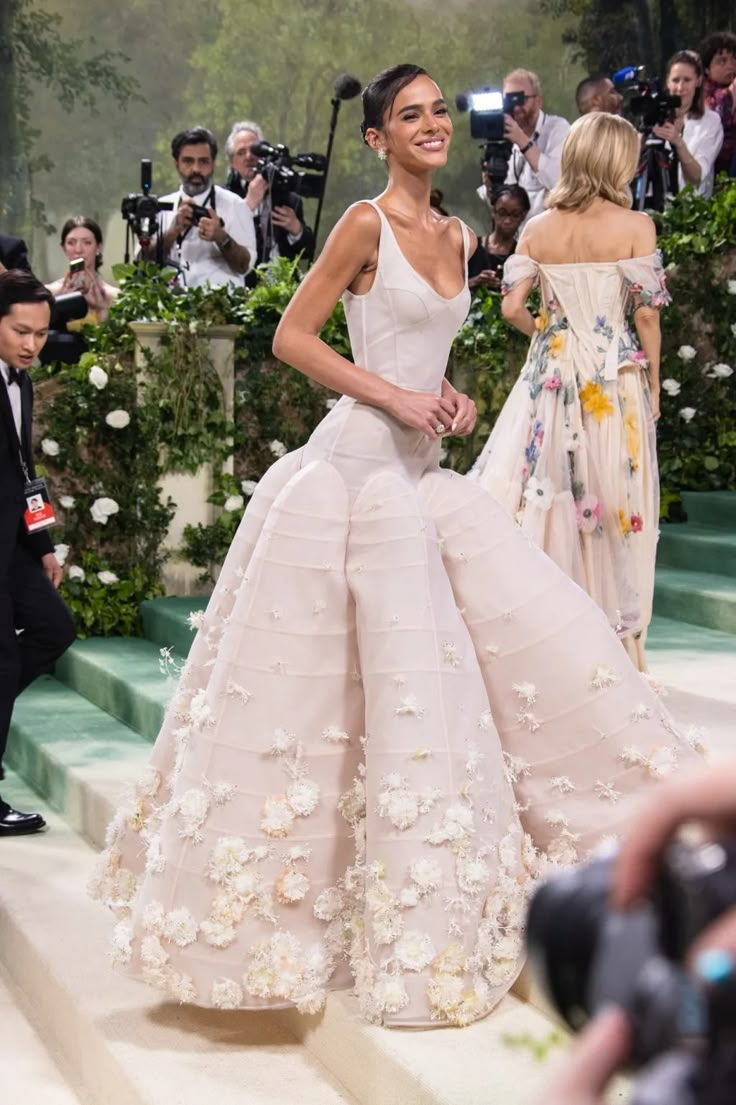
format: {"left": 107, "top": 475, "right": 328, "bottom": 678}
{"left": 0, "top": 804, "right": 46, "bottom": 835}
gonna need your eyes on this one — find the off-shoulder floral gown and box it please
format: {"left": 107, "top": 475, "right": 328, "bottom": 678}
{"left": 471, "top": 253, "right": 670, "bottom": 670}
{"left": 91, "top": 209, "right": 698, "bottom": 1027}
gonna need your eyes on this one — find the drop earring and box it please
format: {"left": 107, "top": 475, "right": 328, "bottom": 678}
{"left": 377, "top": 149, "right": 387, "bottom": 161}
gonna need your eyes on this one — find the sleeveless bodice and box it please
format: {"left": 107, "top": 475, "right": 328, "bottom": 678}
{"left": 342, "top": 200, "right": 471, "bottom": 394}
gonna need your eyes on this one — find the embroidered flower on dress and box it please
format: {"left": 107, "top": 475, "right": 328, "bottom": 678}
{"left": 394, "top": 931, "right": 437, "bottom": 972}
{"left": 394, "top": 695, "right": 427, "bottom": 719}
{"left": 287, "top": 779, "right": 320, "bottom": 817}
{"left": 595, "top": 780, "right": 621, "bottom": 802}
{"left": 226, "top": 680, "right": 253, "bottom": 705}
{"left": 169, "top": 972, "right": 197, "bottom": 1004}
{"left": 630, "top": 513, "right": 644, "bottom": 533}
{"left": 373, "top": 975, "right": 411, "bottom": 1014}
{"left": 338, "top": 777, "right": 366, "bottom": 825}
{"left": 543, "top": 375, "right": 562, "bottom": 390}
{"left": 175, "top": 788, "right": 211, "bottom": 842}
{"left": 321, "top": 725, "right": 350, "bottom": 743}
{"left": 313, "top": 887, "right": 345, "bottom": 922}
{"left": 591, "top": 665, "right": 620, "bottom": 690}
{"left": 579, "top": 381, "right": 614, "bottom": 421}
{"left": 576, "top": 494, "right": 602, "bottom": 534}
{"left": 503, "top": 753, "right": 532, "bottom": 784}
{"left": 276, "top": 869, "right": 310, "bottom": 903}
{"left": 516, "top": 710, "right": 541, "bottom": 732}
{"left": 135, "top": 765, "right": 162, "bottom": 799}
{"left": 523, "top": 476, "right": 555, "bottom": 511}
{"left": 442, "top": 642, "right": 462, "bottom": 668}
{"left": 269, "top": 728, "right": 295, "bottom": 755}
{"left": 110, "top": 921, "right": 133, "bottom": 966}
{"left": 477, "top": 709, "right": 493, "bottom": 731}
{"left": 211, "top": 978, "right": 244, "bottom": 1009}
{"left": 425, "top": 802, "right": 475, "bottom": 845}
{"left": 457, "top": 856, "right": 491, "bottom": 895}
{"left": 261, "top": 796, "right": 296, "bottom": 837}
{"left": 162, "top": 907, "right": 199, "bottom": 947}
{"left": 512, "top": 681, "right": 538, "bottom": 704}
{"left": 409, "top": 858, "right": 444, "bottom": 894}
{"left": 631, "top": 703, "right": 653, "bottom": 722}
{"left": 550, "top": 775, "right": 575, "bottom": 794}
{"left": 208, "top": 837, "right": 251, "bottom": 883}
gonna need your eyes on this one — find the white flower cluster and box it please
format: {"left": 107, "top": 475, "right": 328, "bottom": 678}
{"left": 90, "top": 496, "right": 120, "bottom": 524}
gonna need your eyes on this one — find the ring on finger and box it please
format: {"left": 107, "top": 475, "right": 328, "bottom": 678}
{"left": 435, "top": 422, "right": 446, "bottom": 434}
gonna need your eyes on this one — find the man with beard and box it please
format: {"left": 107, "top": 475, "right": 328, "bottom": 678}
{"left": 575, "top": 75, "right": 624, "bottom": 116}
{"left": 148, "top": 126, "right": 256, "bottom": 288}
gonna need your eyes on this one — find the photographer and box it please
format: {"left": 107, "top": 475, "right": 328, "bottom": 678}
{"left": 537, "top": 760, "right": 736, "bottom": 1105}
{"left": 480, "top": 69, "right": 569, "bottom": 223}
{"left": 652, "top": 51, "right": 724, "bottom": 198}
{"left": 575, "top": 74, "right": 624, "bottom": 116}
{"left": 149, "top": 126, "right": 256, "bottom": 288}
{"left": 224, "top": 120, "right": 316, "bottom": 272}
{"left": 46, "top": 216, "right": 118, "bottom": 325}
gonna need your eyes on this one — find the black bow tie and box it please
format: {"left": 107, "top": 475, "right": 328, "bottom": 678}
{"left": 6, "top": 365, "right": 21, "bottom": 386}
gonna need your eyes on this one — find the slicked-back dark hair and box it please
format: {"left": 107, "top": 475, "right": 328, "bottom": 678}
{"left": 0, "top": 270, "right": 53, "bottom": 320}
{"left": 171, "top": 126, "right": 218, "bottom": 161}
{"left": 361, "top": 64, "right": 429, "bottom": 143}
{"left": 699, "top": 31, "right": 736, "bottom": 74}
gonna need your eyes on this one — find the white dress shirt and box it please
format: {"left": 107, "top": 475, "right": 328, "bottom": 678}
{"left": 477, "top": 111, "right": 571, "bottom": 225}
{"left": 158, "top": 184, "right": 257, "bottom": 288}
{"left": 1, "top": 360, "right": 22, "bottom": 442}
{"left": 680, "top": 109, "right": 724, "bottom": 198}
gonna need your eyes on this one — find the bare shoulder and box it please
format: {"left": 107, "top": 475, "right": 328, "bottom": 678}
{"left": 450, "top": 216, "right": 474, "bottom": 254}
{"left": 517, "top": 210, "right": 552, "bottom": 254}
{"left": 627, "top": 210, "right": 657, "bottom": 254}
{"left": 335, "top": 201, "right": 382, "bottom": 241}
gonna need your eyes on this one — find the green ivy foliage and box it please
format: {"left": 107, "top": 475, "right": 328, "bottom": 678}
{"left": 36, "top": 186, "right": 736, "bottom": 629}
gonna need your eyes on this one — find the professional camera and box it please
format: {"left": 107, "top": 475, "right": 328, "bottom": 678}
{"left": 527, "top": 837, "right": 736, "bottom": 1105}
{"left": 250, "top": 141, "right": 327, "bottom": 210}
{"left": 121, "top": 159, "right": 174, "bottom": 244}
{"left": 614, "top": 66, "right": 682, "bottom": 131}
{"left": 455, "top": 89, "right": 526, "bottom": 195}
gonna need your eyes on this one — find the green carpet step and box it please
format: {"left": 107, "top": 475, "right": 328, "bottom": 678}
{"left": 682, "top": 490, "right": 736, "bottom": 529}
{"left": 657, "top": 524, "right": 736, "bottom": 577}
{"left": 6, "top": 675, "right": 149, "bottom": 845}
{"left": 140, "top": 595, "right": 209, "bottom": 658}
{"left": 54, "top": 638, "right": 174, "bottom": 742}
{"left": 653, "top": 567, "right": 736, "bottom": 634}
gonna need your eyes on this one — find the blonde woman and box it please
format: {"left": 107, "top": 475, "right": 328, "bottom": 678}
{"left": 471, "top": 113, "right": 668, "bottom": 670}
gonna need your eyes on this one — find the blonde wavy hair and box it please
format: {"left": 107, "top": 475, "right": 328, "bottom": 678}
{"left": 546, "top": 113, "right": 640, "bottom": 212}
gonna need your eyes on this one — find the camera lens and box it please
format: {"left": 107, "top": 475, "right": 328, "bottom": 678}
{"left": 526, "top": 856, "right": 613, "bottom": 1030}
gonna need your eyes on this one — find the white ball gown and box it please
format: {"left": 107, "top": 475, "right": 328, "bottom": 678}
{"left": 471, "top": 252, "right": 670, "bottom": 666}
{"left": 91, "top": 204, "right": 699, "bottom": 1027}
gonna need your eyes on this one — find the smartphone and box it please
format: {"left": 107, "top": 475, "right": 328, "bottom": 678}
{"left": 69, "top": 258, "right": 85, "bottom": 274}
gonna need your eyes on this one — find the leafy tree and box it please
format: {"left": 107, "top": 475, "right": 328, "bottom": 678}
{"left": 0, "top": 0, "right": 139, "bottom": 237}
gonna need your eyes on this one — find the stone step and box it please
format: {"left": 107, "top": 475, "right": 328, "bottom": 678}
{"left": 54, "top": 638, "right": 172, "bottom": 743}
{"left": 0, "top": 965, "right": 82, "bottom": 1104}
{"left": 682, "top": 490, "right": 736, "bottom": 530}
{"left": 6, "top": 674, "right": 149, "bottom": 846}
{"left": 140, "top": 595, "right": 208, "bottom": 658}
{"left": 657, "top": 524, "right": 736, "bottom": 578}
{"left": 653, "top": 567, "right": 736, "bottom": 634}
{"left": 0, "top": 770, "right": 563, "bottom": 1105}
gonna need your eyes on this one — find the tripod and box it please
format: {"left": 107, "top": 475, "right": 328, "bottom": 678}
{"left": 633, "top": 135, "right": 676, "bottom": 212}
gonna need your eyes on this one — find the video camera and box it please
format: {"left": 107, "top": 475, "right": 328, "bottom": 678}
{"left": 250, "top": 141, "right": 327, "bottom": 210}
{"left": 121, "top": 159, "right": 174, "bottom": 244}
{"left": 527, "top": 837, "right": 736, "bottom": 1105}
{"left": 455, "top": 89, "right": 526, "bottom": 195}
{"left": 613, "top": 66, "right": 682, "bottom": 131}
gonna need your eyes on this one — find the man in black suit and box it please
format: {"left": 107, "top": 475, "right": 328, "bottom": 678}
{"left": 0, "top": 233, "right": 32, "bottom": 274}
{"left": 223, "top": 120, "right": 316, "bottom": 283}
{"left": 0, "top": 270, "right": 76, "bottom": 834}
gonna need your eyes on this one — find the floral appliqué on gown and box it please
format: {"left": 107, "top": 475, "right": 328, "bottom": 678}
{"left": 471, "top": 252, "right": 670, "bottom": 663}
{"left": 90, "top": 210, "right": 700, "bottom": 1027}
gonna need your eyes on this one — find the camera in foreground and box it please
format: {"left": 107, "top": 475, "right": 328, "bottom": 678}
{"left": 527, "top": 838, "right": 736, "bottom": 1105}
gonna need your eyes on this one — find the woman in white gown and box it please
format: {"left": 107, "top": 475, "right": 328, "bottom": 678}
{"left": 91, "top": 68, "right": 701, "bottom": 1028}
{"left": 471, "top": 114, "right": 667, "bottom": 670}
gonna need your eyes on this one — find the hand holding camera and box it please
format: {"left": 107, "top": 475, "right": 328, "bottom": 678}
{"left": 173, "top": 200, "right": 195, "bottom": 234}
{"left": 245, "top": 173, "right": 269, "bottom": 212}
{"left": 196, "top": 207, "right": 225, "bottom": 243}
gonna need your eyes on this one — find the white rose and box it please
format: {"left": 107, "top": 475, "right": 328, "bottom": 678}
{"left": 90, "top": 496, "right": 120, "bottom": 524}
{"left": 223, "top": 495, "right": 244, "bottom": 512}
{"left": 728, "top": 280, "right": 736, "bottom": 295}
{"left": 269, "top": 439, "right": 287, "bottom": 458}
{"left": 54, "top": 543, "right": 69, "bottom": 566}
{"left": 67, "top": 565, "right": 85, "bottom": 581}
{"left": 88, "top": 365, "right": 109, "bottom": 390}
{"left": 59, "top": 495, "right": 76, "bottom": 509}
{"left": 677, "top": 345, "right": 696, "bottom": 361}
{"left": 678, "top": 407, "right": 697, "bottom": 422}
{"left": 661, "top": 378, "right": 680, "bottom": 396}
{"left": 105, "top": 409, "right": 131, "bottom": 429}
{"left": 97, "top": 570, "right": 119, "bottom": 585}
{"left": 708, "top": 363, "right": 733, "bottom": 379}
{"left": 41, "top": 438, "right": 60, "bottom": 457}
{"left": 241, "top": 479, "right": 258, "bottom": 497}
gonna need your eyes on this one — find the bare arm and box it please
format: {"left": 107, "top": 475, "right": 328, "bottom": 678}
{"left": 630, "top": 214, "right": 662, "bottom": 417}
{"left": 500, "top": 232, "right": 536, "bottom": 336}
{"left": 273, "top": 205, "right": 457, "bottom": 438}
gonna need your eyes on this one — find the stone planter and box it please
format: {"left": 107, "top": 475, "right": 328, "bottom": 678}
{"left": 129, "top": 321, "right": 240, "bottom": 595}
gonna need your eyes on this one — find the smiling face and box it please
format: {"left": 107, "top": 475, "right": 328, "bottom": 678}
{"left": 365, "top": 74, "right": 452, "bottom": 172}
{"left": 0, "top": 302, "right": 51, "bottom": 369}
{"left": 667, "top": 61, "right": 700, "bottom": 114}
{"left": 230, "top": 129, "right": 261, "bottom": 182}
{"left": 62, "top": 226, "right": 100, "bottom": 271}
